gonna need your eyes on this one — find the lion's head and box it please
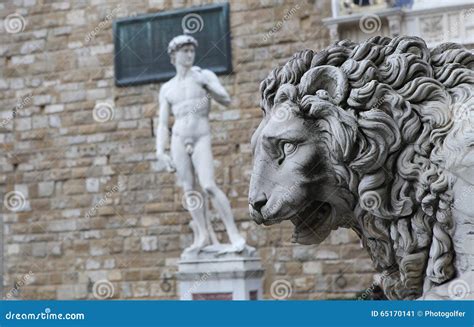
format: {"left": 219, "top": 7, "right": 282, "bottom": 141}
{"left": 249, "top": 36, "right": 474, "bottom": 299}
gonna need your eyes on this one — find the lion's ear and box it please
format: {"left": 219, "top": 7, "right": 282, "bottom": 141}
{"left": 298, "top": 65, "right": 348, "bottom": 105}
{"left": 274, "top": 83, "right": 298, "bottom": 105}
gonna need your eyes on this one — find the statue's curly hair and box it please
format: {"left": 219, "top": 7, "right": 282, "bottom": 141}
{"left": 260, "top": 36, "right": 474, "bottom": 299}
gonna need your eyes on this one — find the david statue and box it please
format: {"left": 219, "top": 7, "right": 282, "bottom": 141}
{"left": 249, "top": 36, "right": 473, "bottom": 300}
{"left": 156, "top": 34, "right": 250, "bottom": 258}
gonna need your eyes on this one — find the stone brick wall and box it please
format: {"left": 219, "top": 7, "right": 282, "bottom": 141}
{"left": 0, "top": 0, "right": 375, "bottom": 300}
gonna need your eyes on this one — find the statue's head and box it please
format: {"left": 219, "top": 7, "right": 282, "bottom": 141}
{"left": 249, "top": 36, "right": 473, "bottom": 299}
{"left": 168, "top": 34, "right": 198, "bottom": 67}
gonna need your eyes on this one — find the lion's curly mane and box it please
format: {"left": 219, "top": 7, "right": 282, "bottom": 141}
{"left": 259, "top": 36, "right": 474, "bottom": 299}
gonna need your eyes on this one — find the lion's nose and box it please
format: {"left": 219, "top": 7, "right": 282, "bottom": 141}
{"left": 249, "top": 196, "right": 267, "bottom": 214}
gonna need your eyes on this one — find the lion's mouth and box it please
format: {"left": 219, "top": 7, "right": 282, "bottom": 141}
{"left": 258, "top": 210, "right": 293, "bottom": 226}
{"left": 251, "top": 197, "right": 333, "bottom": 236}
{"left": 290, "top": 201, "right": 332, "bottom": 243}
{"left": 252, "top": 202, "right": 303, "bottom": 226}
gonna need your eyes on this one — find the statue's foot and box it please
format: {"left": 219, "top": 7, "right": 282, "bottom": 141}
{"left": 230, "top": 237, "right": 245, "bottom": 252}
{"left": 217, "top": 236, "right": 255, "bottom": 256}
{"left": 229, "top": 236, "right": 246, "bottom": 252}
{"left": 183, "top": 237, "right": 210, "bottom": 257}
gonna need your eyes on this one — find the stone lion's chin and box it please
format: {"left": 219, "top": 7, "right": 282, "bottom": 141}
{"left": 261, "top": 207, "right": 295, "bottom": 226}
{"left": 289, "top": 201, "right": 333, "bottom": 245}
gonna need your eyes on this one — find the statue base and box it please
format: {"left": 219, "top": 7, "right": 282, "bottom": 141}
{"left": 177, "top": 249, "right": 264, "bottom": 300}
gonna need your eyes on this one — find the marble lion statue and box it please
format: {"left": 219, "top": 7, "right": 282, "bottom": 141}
{"left": 249, "top": 36, "right": 473, "bottom": 300}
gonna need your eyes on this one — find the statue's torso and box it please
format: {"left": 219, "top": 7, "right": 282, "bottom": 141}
{"left": 164, "top": 72, "right": 211, "bottom": 138}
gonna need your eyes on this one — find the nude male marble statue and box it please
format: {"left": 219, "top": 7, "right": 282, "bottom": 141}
{"left": 156, "top": 35, "right": 249, "bottom": 257}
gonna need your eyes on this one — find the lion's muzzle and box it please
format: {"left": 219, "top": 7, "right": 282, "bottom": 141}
{"left": 248, "top": 196, "right": 267, "bottom": 224}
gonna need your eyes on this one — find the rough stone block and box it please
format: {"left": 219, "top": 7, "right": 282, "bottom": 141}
{"left": 38, "top": 181, "right": 54, "bottom": 197}
{"left": 86, "top": 178, "right": 100, "bottom": 193}
{"left": 302, "top": 261, "right": 322, "bottom": 274}
{"left": 141, "top": 236, "right": 158, "bottom": 252}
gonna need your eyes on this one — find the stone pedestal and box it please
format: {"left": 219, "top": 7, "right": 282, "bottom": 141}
{"left": 178, "top": 251, "right": 264, "bottom": 300}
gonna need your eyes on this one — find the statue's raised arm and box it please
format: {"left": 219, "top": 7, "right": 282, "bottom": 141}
{"left": 197, "top": 68, "right": 231, "bottom": 106}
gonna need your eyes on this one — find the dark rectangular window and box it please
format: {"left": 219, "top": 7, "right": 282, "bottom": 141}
{"left": 113, "top": 3, "right": 232, "bottom": 86}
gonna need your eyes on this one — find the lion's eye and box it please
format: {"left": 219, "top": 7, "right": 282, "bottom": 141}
{"left": 276, "top": 141, "right": 298, "bottom": 165}
{"left": 282, "top": 142, "right": 297, "bottom": 156}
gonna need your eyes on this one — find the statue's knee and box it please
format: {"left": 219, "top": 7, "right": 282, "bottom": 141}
{"left": 203, "top": 184, "right": 217, "bottom": 197}
{"left": 182, "top": 184, "right": 194, "bottom": 193}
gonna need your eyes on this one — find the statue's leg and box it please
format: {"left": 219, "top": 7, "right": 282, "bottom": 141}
{"left": 192, "top": 134, "right": 246, "bottom": 251}
{"left": 171, "top": 134, "right": 210, "bottom": 252}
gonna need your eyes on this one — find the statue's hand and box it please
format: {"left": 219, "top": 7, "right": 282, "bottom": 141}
{"left": 157, "top": 153, "right": 176, "bottom": 173}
